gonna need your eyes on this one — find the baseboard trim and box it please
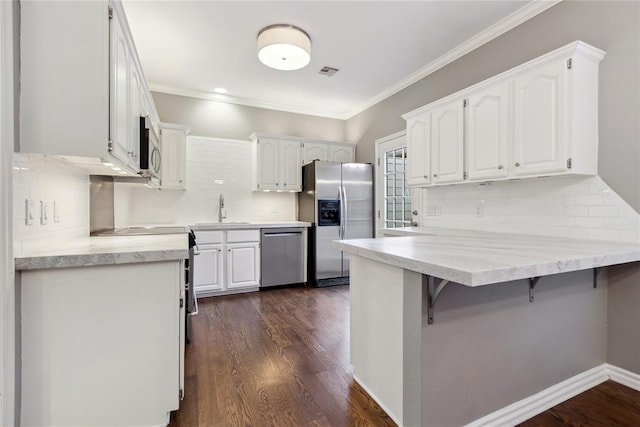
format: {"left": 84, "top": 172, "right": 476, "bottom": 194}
{"left": 606, "top": 363, "right": 640, "bottom": 392}
{"left": 353, "top": 374, "right": 403, "bottom": 427}
{"left": 466, "top": 364, "right": 609, "bottom": 426}
{"left": 466, "top": 363, "right": 640, "bottom": 426}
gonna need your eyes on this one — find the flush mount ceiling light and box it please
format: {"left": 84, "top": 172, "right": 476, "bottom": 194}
{"left": 257, "top": 24, "right": 311, "bottom": 71}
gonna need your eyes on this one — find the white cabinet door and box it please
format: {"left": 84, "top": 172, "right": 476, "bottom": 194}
{"left": 513, "top": 59, "right": 568, "bottom": 176}
{"left": 406, "top": 112, "right": 431, "bottom": 187}
{"left": 110, "top": 12, "right": 131, "bottom": 166}
{"left": 256, "top": 137, "right": 279, "bottom": 190}
{"left": 128, "top": 61, "right": 142, "bottom": 170}
{"left": 302, "top": 142, "right": 328, "bottom": 165}
{"left": 279, "top": 140, "right": 302, "bottom": 191}
{"left": 227, "top": 242, "right": 260, "bottom": 289}
{"left": 330, "top": 144, "right": 355, "bottom": 163}
{"left": 431, "top": 100, "right": 465, "bottom": 184}
{"left": 160, "top": 127, "right": 187, "bottom": 189}
{"left": 193, "top": 244, "right": 223, "bottom": 294}
{"left": 466, "top": 83, "right": 509, "bottom": 180}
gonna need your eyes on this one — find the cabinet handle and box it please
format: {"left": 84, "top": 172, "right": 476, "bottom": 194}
{"left": 228, "top": 249, "right": 231, "bottom": 252}
{"left": 433, "top": 174, "right": 438, "bottom": 178}
{"left": 514, "top": 162, "right": 520, "bottom": 167}
{"left": 276, "top": 183, "right": 279, "bottom": 186}
{"left": 498, "top": 165, "right": 503, "bottom": 170}
{"left": 423, "top": 175, "right": 428, "bottom": 178}
{"left": 218, "top": 249, "right": 221, "bottom": 252}
{"left": 412, "top": 210, "right": 418, "bottom": 216}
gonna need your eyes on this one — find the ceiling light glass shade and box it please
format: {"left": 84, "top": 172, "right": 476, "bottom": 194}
{"left": 257, "top": 25, "right": 311, "bottom": 71}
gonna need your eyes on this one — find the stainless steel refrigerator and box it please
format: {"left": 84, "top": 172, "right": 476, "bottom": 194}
{"left": 298, "top": 161, "right": 373, "bottom": 287}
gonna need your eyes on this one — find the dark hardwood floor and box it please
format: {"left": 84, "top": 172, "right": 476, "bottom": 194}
{"left": 519, "top": 380, "right": 640, "bottom": 427}
{"left": 171, "top": 284, "right": 640, "bottom": 427}
{"left": 170, "top": 285, "right": 396, "bottom": 426}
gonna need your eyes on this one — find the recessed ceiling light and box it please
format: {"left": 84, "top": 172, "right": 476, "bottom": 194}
{"left": 214, "top": 88, "right": 227, "bottom": 94}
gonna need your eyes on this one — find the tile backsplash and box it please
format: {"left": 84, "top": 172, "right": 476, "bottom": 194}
{"left": 13, "top": 153, "right": 89, "bottom": 256}
{"left": 115, "top": 136, "right": 296, "bottom": 226}
{"left": 419, "top": 175, "right": 640, "bottom": 243}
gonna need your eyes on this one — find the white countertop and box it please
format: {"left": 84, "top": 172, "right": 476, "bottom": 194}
{"left": 333, "top": 226, "right": 640, "bottom": 286}
{"left": 190, "top": 221, "right": 311, "bottom": 231}
{"left": 15, "top": 234, "right": 189, "bottom": 271}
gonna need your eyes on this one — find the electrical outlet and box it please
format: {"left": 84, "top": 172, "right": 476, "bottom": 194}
{"left": 40, "top": 201, "right": 49, "bottom": 225}
{"left": 475, "top": 205, "right": 483, "bottom": 217}
{"left": 53, "top": 201, "right": 61, "bottom": 223}
{"left": 25, "top": 199, "right": 35, "bottom": 225}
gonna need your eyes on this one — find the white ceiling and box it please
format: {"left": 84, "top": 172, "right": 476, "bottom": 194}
{"left": 123, "top": 1, "right": 542, "bottom": 120}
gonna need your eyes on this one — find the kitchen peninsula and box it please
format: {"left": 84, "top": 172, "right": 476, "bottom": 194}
{"left": 333, "top": 227, "right": 640, "bottom": 426}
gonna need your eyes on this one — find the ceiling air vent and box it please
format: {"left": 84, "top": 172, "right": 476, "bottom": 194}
{"left": 319, "top": 66, "right": 339, "bottom": 77}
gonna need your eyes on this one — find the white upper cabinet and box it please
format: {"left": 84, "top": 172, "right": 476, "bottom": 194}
{"left": 19, "top": 1, "right": 162, "bottom": 176}
{"left": 330, "top": 144, "right": 355, "bottom": 163}
{"left": 431, "top": 99, "right": 465, "bottom": 184}
{"left": 253, "top": 135, "right": 302, "bottom": 191}
{"left": 302, "top": 142, "right": 329, "bottom": 165}
{"left": 253, "top": 134, "right": 354, "bottom": 191}
{"left": 466, "top": 82, "right": 510, "bottom": 180}
{"left": 406, "top": 112, "right": 431, "bottom": 187}
{"left": 280, "top": 140, "right": 303, "bottom": 190}
{"left": 160, "top": 124, "right": 190, "bottom": 190}
{"left": 402, "top": 41, "right": 605, "bottom": 188}
{"left": 512, "top": 59, "right": 567, "bottom": 176}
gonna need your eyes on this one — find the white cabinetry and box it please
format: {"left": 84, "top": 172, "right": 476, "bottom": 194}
{"left": 193, "top": 229, "right": 260, "bottom": 297}
{"left": 302, "top": 141, "right": 356, "bottom": 165}
{"left": 466, "top": 82, "right": 509, "bottom": 180}
{"left": 512, "top": 59, "right": 568, "bottom": 176}
{"left": 252, "top": 135, "right": 302, "bottom": 191}
{"left": 21, "top": 261, "right": 184, "bottom": 426}
{"left": 302, "top": 142, "right": 329, "bottom": 164}
{"left": 160, "top": 123, "right": 190, "bottom": 190}
{"left": 19, "top": 0, "right": 160, "bottom": 176}
{"left": 406, "top": 112, "right": 431, "bottom": 187}
{"left": 330, "top": 144, "right": 355, "bottom": 163}
{"left": 402, "top": 41, "right": 604, "bottom": 187}
{"left": 431, "top": 99, "right": 465, "bottom": 184}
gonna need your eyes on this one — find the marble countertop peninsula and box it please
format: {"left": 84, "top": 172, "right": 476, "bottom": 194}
{"left": 333, "top": 226, "right": 640, "bottom": 286}
{"left": 15, "top": 234, "right": 189, "bottom": 271}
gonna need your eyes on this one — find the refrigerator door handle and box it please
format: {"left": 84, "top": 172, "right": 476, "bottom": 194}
{"left": 342, "top": 185, "right": 348, "bottom": 239}
{"left": 338, "top": 185, "right": 344, "bottom": 239}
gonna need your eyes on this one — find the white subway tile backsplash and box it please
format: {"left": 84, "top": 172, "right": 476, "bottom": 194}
{"left": 421, "top": 175, "right": 640, "bottom": 243}
{"left": 12, "top": 154, "right": 89, "bottom": 256}
{"left": 116, "top": 136, "right": 297, "bottom": 226}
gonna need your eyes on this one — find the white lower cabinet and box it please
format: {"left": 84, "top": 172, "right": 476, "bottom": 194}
{"left": 193, "top": 229, "right": 260, "bottom": 296}
{"left": 227, "top": 242, "right": 261, "bottom": 289}
{"left": 21, "top": 260, "right": 184, "bottom": 426}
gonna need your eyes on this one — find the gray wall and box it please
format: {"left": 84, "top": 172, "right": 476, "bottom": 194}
{"left": 152, "top": 91, "right": 346, "bottom": 142}
{"left": 345, "top": 1, "right": 640, "bottom": 378}
{"left": 346, "top": 0, "right": 640, "bottom": 214}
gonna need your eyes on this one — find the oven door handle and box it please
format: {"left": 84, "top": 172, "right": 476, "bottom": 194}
{"left": 189, "top": 292, "right": 198, "bottom": 316}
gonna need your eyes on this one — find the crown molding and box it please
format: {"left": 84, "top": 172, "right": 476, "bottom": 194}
{"left": 148, "top": 83, "right": 346, "bottom": 120}
{"left": 150, "top": 0, "right": 562, "bottom": 122}
{"left": 343, "top": 0, "right": 562, "bottom": 119}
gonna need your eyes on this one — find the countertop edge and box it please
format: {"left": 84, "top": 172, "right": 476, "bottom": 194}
{"left": 15, "top": 248, "right": 189, "bottom": 271}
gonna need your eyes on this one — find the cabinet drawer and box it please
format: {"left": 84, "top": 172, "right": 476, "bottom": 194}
{"left": 227, "top": 230, "right": 260, "bottom": 243}
{"left": 194, "top": 230, "right": 223, "bottom": 244}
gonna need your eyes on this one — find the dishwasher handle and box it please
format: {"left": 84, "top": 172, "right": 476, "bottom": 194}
{"left": 263, "top": 232, "right": 303, "bottom": 237}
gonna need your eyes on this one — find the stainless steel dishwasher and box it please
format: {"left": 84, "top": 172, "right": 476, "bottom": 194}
{"left": 261, "top": 228, "right": 305, "bottom": 287}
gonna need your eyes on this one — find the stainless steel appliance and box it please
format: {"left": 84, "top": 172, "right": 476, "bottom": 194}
{"left": 298, "top": 161, "right": 373, "bottom": 287}
{"left": 261, "top": 228, "right": 305, "bottom": 287}
{"left": 138, "top": 116, "right": 161, "bottom": 179}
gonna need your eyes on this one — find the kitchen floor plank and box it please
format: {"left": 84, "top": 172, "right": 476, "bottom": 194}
{"left": 170, "top": 285, "right": 396, "bottom": 427}
{"left": 519, "top": 380, "right": 640, "bottom": 427}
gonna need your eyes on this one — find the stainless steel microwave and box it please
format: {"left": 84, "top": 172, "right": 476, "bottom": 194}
{"left": 139, "top": 116, "right": 161, "bottom": 179}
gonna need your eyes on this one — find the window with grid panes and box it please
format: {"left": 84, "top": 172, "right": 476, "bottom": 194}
{"left": 384, "top": 147, "right": 411, "bottom": 228}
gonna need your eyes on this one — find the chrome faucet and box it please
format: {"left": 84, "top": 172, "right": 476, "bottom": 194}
{"left": 218, "top": 194, "right": 226, "bottom": 222}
